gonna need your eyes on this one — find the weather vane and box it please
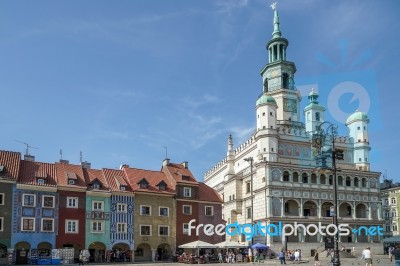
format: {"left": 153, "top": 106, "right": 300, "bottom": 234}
{"left": 270, "top": 2, "right": 277, "bottom": 10}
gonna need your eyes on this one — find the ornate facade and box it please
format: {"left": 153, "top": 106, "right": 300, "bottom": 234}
{"left": 204, "top": 6, "right": 382, "bottom": 252}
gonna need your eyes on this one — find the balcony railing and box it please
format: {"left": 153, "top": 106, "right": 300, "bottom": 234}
{"left": 86, "top": 211, "right": 110, "bottom": 220}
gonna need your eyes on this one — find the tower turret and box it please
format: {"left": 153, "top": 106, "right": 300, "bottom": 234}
{"left": 304, "top": 89, "right": 325, "bottom": 133}
{"left": 260, "top": 3, "right": 301, "bottom": 123}
{"left": 226, "top": 134, "right": 235, "bottom": 177}
{"left": 255, "top": 94, "right": 278, "bottom": 162}
{"left": 346, "top": 110, "right": 370, "bottom": 171}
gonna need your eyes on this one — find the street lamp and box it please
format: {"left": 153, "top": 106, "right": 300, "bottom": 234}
{"left": 311, "top": 121, "right": 343, "bottom": 266}
{"left": 244, "top": 157, "right": 254, "bottom": 245}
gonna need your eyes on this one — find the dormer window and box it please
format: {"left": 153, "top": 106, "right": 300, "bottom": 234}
{"left": 138, "top": 178, "right": 149, "bottom": 189}
{"left": 93, "top": 183, "right": 100, "bottom": 190}
{"left": 156, "top": 180, "right": 167, "bottom": 191}
{"left": 115, "top": 176, "right": 129, "bottom": 191}
{"left": 182, "top": 175, "right": 190, "bottom": 181}
{"left": 67, "top": 173, "right": 77, "bottom": 185}
{"left": 36, "top": 172, "right": 47, "bottom": 184}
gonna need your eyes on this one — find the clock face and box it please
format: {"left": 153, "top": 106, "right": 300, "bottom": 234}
{"left": 271, "top": 70, "right": 279, "bottom": 78}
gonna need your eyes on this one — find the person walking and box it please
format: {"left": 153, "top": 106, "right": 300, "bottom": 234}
{"left": 294, "top": 250, "right": 300, "bottom": 264}
{"left": 391, "top": 245, "right": 400, "bottom": 266}
{"left": 278, "top": 250, "right": 286, "bottom": 264}
{"left": 313, "top": 251, "right": 320, "bottom": 266}
{"left": 78, "top": 250, "right": 84, "bottom": 265}
{"left": 361, "top": 247, "right": 372, "bottom": 266}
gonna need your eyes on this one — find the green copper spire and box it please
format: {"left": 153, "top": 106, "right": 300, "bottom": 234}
{"left": 271, "top": 3, "right": 281, "bottom": 39}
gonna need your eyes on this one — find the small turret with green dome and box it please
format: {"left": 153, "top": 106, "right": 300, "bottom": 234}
{"left": 346, "top": 110, "right": 369, "bottom": 125}
{"left": 304, "top": 88, "right": 325, "bottom": 133}
{"left": 256, "top": 94, "right": 277, "bottom": 107}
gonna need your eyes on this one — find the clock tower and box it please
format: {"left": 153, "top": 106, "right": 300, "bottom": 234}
{"left": 258, "top": 4, "right": 301, "bottom": 123}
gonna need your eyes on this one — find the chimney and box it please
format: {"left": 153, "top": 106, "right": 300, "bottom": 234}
{"left": 24, "top": 155, "right": 35, "bottom": 162}
{"left": 119, "top": 164, "right": 129, "bottom": 170}
{"left": 181, "top": 161, "right": 189, "bottom": 169}
{"left": 59, "top": 159, "right": 69, "bottom": 164}
{"left": 163, "top": 158, "right": 170, "bottom": 167}
{"left": 81, "top": 161, "right": 91, "bottom": 169}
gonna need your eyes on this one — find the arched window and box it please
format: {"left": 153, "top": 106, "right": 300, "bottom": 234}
{"left": 346, "top": 176, "right": 351, "bottom": 186}
{"left": 320, "top": 174, "right": 326, "bottom": 185}
{"left": 315, "top": 112, "right": 320, "bottom": 121}
{"left": 302, "top": 173, "right": 308, "bottom": 183}
{"left": 311, "top": 173, "right": 317, "bottom": 184}
{"left": 338, "top": 176, "right": 343, "bottom": 186}
{"left": 362, "top": 178, "right": 367, "bottom": 188}
{"left": 354, "top": 177, "right": 359, "bottom": 187}
{"left": 282, "top": 73, "right": 289, "bottom": 89}
{"left": 293, "top": 172, "right": 299, "bottom": 182}
{"left": 283, "top": 171, "right": 290, "bottom": 182}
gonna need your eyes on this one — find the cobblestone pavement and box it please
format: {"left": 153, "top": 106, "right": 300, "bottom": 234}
{"left": 2, "top": 255, "right": 391, "bottom": 266}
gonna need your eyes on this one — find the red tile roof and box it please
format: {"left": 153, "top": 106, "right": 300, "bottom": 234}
{"left": 55, "top": 162, "right": 87, "bottom": 188}
{"left": 102, "top": 168, "right": 132, "bottom": 192}
{"left": 162, "top": 163, "right": 198, "bottom": 185}
{"left": 83, "top": 168, "right": 110, "bottom": 191}
{"left": 0, "top": 150, "right": 21, "bottom": 180}
{"left": 123, "top": 167, "right": 175, "bottom": 195}
{"left": 198, "top": 182, "right": 223, "bottom": 203}
{"left": 19, "top": 160, "right": 57, "bottom": 187}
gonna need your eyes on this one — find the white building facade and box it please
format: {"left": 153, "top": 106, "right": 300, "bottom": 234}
{"left": 204, "top": 7, "right": 382, "bottom": 252}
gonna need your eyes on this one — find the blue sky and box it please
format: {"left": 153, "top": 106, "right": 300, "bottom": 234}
{"left": 1, "top": 0, "right": 399, "bottom": 181}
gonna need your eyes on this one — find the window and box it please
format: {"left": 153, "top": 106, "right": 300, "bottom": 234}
{"left": 67, "top": 197, "right": 78, "bottom": 208}
{"left": 92, "top": 201, "right": 104, "bottom": 211}
{"left": 41, "top": 218, "right": 54, "bottom": 232}
{"left": 316, "top": 112, "right": 320, "bottom": 121}
{"left": 302, "top": 173, "right": 308, "bottom": 183}
{"left": 21, "top": 218, "right": 35, "bottom": 231}
{"left": 392, "top": 198, "right": 396, "bottom": 204}
{"left": 0, "top": 193, "right": 4, "bottom": 205}
{"left": 120, "top": 186, "right": 126, "bottom": 191}
{"left": 283, "top": 171, "right": 289, "bottom": 182}
{"left": 42, "top": 196, "right": 55, "bottom": 208}
{"left": 37, "top": 179, "right": 45, "bottom": 184}
{"left": 183, "top": 223, "right": 189, "bottom": 234}
{"left": 384, "top": 199, "right": 389, "bottom": 205}
{"left": 140, "top": 205, "right": 151, "bottom": 215}
{"left": 247, "top": 207, "right": 252, "bottom": 219}
{"left": 23, "top": 194, "right": 36, "bottom": 207}
{"left": 140, "top": 225, "right": 151, "bottom": 236}
{"left": 205, "top": 206, "right": 213, "bottom": 216}
{"left": 386, "top": 225, "right": 391, "bottom": 232}
{"left": 0, "top": 217, "right": 3, "bottom": 231}
{"left": 246, "top": 182, "right": 251, "bottom": 194}
{"left": 117, "top": 203, "right": 127, "bottom": 213}
{"left": 183, "top": 205, "right": 192, "bottom": 215}
{"left": 182, "top": 175, "right": 190, "bottom": 181}
{"left": 357, "top": 126, "right": 360, "bottom": 130}
{"left": 159, "top": 207, "right": 169, "bottom": 216}
{"left": 91, "top": 221, "right": 104, "bottom": 232}
{"left": 93, "top": 183, "right": 100, "bottom": 189}
{"left": 65, "top": 220, "right": 78, "bottom": 233}
{"left": 117, "top": 223, "right": 127, "bottom": 233}
{"left": 68, "top": 179, "right": 75, "bottom": 185}
{"left": 394, "top": 225, "right": 398, "bottom": 231}
{"left": 159, "top": 226, "right": 169, "bottom": 236}
{"left": 183, "top": 187, "right": 192, "bottom": 197}
{"left": 392, "top": 211, "right": 397, "bottom": 217}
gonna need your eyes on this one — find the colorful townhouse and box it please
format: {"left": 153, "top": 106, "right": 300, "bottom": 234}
{"left": 13, "top": 157, "right": 58, "bottom": 265}
{"left": 123, "top": 166, "right": 176, "bottom": 262}
{"left": 162, "top": 159, "right": 224, "bottom": 248}
{"left": 82, "top": 165, "right": 111, "bottom": 263}
{"left": 0, "top": 150, "right": 21, "bottom": 265}
{"left": 103, "top": 168, "right": 134, "bottom": 261}
{"left": 55, "top": 161, "right": 87, "bottom": 260}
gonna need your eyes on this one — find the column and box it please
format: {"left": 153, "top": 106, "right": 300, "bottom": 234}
{"left": 152, "top": 249, "right": 157, "bottom": 262}
{"left": 277, "top": 44, "right": 281, "bottom": 60}
{"left": 299, "top": 199, "right": 303, "bottom": 218}
{"left": 281, "top": 198, "right": 285, "bottom": 217}
{"left": 268, "top": 48, "right": 271, "bottom": 63}
{"left": 283, "top": 46, "right": 286, "bottom": 60}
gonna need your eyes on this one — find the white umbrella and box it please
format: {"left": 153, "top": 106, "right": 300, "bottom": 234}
{"left": 215, "top": 241, "right": 247, "bottom": 248}
{"left": 179, "top": 240, "right": 216, "bottom": 257}
{"left": 179, "top": 240, "right": 216, "bottom": 249}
